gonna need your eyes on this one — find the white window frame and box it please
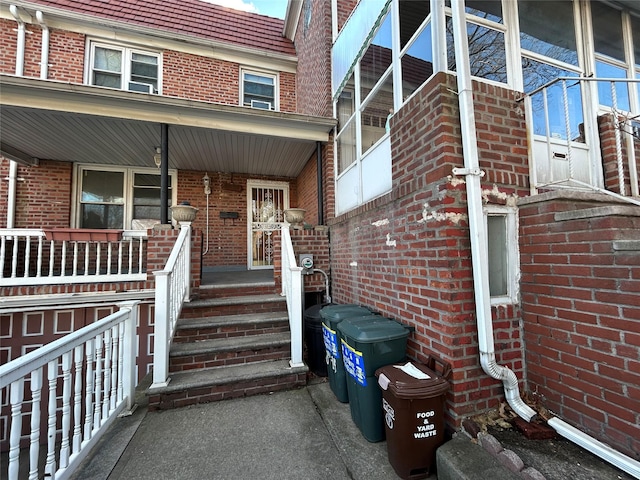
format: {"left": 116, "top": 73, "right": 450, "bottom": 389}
{"left": 72, "top": 164, "right": 177, "bottom": 229}
{"left": 240, "top": 68, "right": 279, "bottom": 111}
{"left": 484, "top": 204, "right": 519, "bottom": 306}
{"left": 86, "top": 40, "right": 162, "bottom": 94}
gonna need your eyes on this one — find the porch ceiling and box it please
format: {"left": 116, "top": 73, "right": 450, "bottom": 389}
{"left": 0, "top": 75, "right": 336, "bottom": 177}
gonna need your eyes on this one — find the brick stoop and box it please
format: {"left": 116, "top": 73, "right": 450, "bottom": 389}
{"left": 147, "top": 289, "right": 308, "bottom": 410}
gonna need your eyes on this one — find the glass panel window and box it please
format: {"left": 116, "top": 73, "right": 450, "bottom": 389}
{"left": 93, "top": 46, "right": 122, "bottom": 89}
{"left": 361, "top": 74, "right": 393, "bottom": 154}
{"left": 518, "top": 0, "right": 578, "bottom": 66}
{"left": 487, "top": 215, "right": 507, "bottom": 297}
{"left": 399, "top": 0, "right": 430, "bottom": 50}
{"left": 596, "top": 61, "right": 630, "bottom": 112}
{"left": 336, "top": 119, "right": 357, "bottom": 175}
{"left": 133, "top": 173, "right": 172, "bottom": 221}
{"left": 360, "top": 14, "right": 393, "bottom": 102}
{"left": 90, "top": 42, "right": 159, "bottom": 93}
{"left": 401, "top": 21, "right": 434, "bottom": 100}
{"left": 446, "top": 17, "right": 507, "bottom": 83}
{"left": 337, "top": 73, "right": 356, "bottom": 129}
{"left": 523, "top": 59, "right": 583, "bottom": 141}
{"left": 242, "top": 71, "right": 276, "bottom": 110}
{"left": 80, "top": 170, "right": 124, "bottom": 228}
{"left": 465, "top": 0, "right": 503, "bottom": 24}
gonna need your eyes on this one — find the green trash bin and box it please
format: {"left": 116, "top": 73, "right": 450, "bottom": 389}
{"left": 338, "top": 317, "right": 410, "bottom": 442}
{"left": 320, "top": 305, "right": 373, "bottom": 403}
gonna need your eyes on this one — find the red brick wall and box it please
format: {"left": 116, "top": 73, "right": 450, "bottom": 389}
{"left": 177, "top": 171, "right": 299, "bottom": 269}
{"left": 328, "top": 73, "right": 530, "bottom": 429}
{"left": 0, "top": 19, "right": 17, "bottom": 74}
{"left": 0, "top": 159, "right": 73, "bottom": 229}
{"left": 273, "top": 228, "right": 330, "bottom": 296}
{"left": 48, "top": 30, "right": 85, "bottom": 82}
{"left": 294, "top": 0, "right": 332, "bottom": 117}
{"left": 295, "top": 153, "right": 319, "bottom": 225}
{"left": 519, "top": 193, "right": 640, "bottom": 459}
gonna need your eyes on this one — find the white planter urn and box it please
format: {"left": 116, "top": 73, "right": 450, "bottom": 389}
{"left": 284, "top": 208, "right": 306, "bottom": 228}
{"left": 171, "top": 203, "right": 199, "bottom": 227}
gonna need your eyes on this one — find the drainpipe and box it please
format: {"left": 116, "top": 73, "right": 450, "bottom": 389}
{"left": 450, "top": 0, "right": 536, "bottom": 422}
{"left": 36, "top": 11, "right": 49, "bottom": 80}
{"left": 316, "top": 141, "right": 324, "bottom": 224}
{"left": 451, "top": 2, "right": 640, "bottom": 477}
{"left": 7, "top": 5, "right": 25, "bottom": 229}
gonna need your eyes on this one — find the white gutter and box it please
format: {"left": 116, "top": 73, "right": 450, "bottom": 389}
{"left": 450, "top": 0, "right": 536, "bottom": 422}
{"left": 451, "top": 2, "right": 640, "bottom": 477}
{"left": 7, "top": 4, "right": 25, "bottom": 229}
{"left": 36, "top": 10, "right": 49, "bottom": 79}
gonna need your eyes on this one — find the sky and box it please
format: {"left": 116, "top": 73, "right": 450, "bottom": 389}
{"left": 201, "top": 0, "right": 288, "bottom": 19}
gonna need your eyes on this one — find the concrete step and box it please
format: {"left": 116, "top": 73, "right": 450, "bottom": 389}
{"left": 169, "top": 332, "right": 291, "bottom": 373}
{"left": 180, "top": 294, "right": 286, "bottom": 318}
{"left": 174, "top": 311, "right": 289, "bottom": 342}
{"left": 147, "top": 360, "right": 308, "bottom": 410}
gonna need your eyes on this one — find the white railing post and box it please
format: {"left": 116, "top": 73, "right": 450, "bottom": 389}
{"left": 180, "top": 223, "right": 192, "bottom": 302}
{"left": 152, "top": 271, "right": 171, "bottom": 388}
{"left": 118, "top": 300, "right": 139, "bottom": 411}
{"left": 280, "top": 226, "right": 304, "bottom": 368}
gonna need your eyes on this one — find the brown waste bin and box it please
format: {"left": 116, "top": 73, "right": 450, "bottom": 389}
{"left": 375, "top": 358, "right": 450, "bottom": 479}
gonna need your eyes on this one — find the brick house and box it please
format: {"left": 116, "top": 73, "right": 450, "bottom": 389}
{"left": 1, "top": 0, "right": 639, "bottom": 475}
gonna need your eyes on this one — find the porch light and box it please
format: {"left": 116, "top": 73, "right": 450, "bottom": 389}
{"left": 153, "top": 146, "right": 162, "bottom": 168}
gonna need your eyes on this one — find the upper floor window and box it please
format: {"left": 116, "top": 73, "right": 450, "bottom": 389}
{"left": 88, "top": 41, "right": 160, "bottom": 94}
{"left": 241, "top": 70, "right": 277, "bottom": 110}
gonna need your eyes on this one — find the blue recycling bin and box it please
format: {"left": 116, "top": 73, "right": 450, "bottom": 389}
{"left": 320, "top": 305, "right": 373, "bottom": 402}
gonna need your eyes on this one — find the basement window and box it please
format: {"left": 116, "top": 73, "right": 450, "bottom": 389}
{"left": 484, "top": 205, "right": 519, "bottom": 305}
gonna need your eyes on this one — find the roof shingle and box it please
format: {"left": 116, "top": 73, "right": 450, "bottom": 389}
{"left": 24, "top": 0, "right": 296, "bottom": 56}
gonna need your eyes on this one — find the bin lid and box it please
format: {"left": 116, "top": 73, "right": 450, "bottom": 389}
{"left": 304, "top": 303, "right": 334, "bottom": 324}
{"left": 319, "top": 304, "right": 372, "bottom": 322}
{"left": 337, "top": 316, "right": 410, "bottom": 343}
{"left": 375, "top": 362, "right": 449, "bottom": 398}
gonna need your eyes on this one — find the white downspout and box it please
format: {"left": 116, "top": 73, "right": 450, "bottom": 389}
{"left": 451, "top": 2, "right": 640, "bottom": 477}
{"left": 7, "top": 5, "right": 25, "bottom": 229}
{"left": 36, "top": 11, "right": 49, "bottom": 80}
{"left": 450, "top": 0, "right": 536, "bottom": 422}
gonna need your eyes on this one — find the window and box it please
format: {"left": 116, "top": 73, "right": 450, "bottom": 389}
{"left": 242, "top": 70, "right": 277, "bottom": 110}
{"left": 484, "top": 205, "right": 519, "bottom": 305}
{"left": 76, "top": 166, "right": 175, "bottom": 229}
{"left": 89, "top": 42, "right": 160, "bottom": 93}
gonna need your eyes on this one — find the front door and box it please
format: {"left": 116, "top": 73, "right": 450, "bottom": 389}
{"left": 247, "top": 180, "right": 289, "bottom": 270}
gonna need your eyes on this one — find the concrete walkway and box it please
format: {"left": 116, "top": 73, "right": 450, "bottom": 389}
{"left": 70, "top": 379, "right": 635, "bottom": 480}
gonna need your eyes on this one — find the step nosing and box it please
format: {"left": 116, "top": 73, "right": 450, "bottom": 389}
{"left": 176, "top": 312, "right": 289, "bottom": 329}
{"left": 186, "top": 294, "right": 286, "bottom": 308}
{"left": 149, "top": 360, "right": 308, "bottom": 393}
{"left": 170, "top": 333, "right": 291, "bottom": 356}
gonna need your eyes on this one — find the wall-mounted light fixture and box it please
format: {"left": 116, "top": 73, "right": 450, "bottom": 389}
{"left": 153, "top": 147, "right": 162, "bottom": 168}
{"left": 203, "top": 173, "right": 211, "bottom": 195}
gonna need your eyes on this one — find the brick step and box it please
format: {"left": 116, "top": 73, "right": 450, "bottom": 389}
{"left": 169, "top": 332, "right": 291, "bottom": 373}
{"left": 147, "top": 360, "right": 308, "bottom": 410}
{"left": 180, "top": 294, "right": 286, "bottom": 318}
{"left": 174, "top": 311, "right": 289, "bottom": 343}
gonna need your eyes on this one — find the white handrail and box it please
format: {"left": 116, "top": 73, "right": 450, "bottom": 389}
{"left": 0, "top": 229, "right": 148, "bottom": 286}
{"left": 0, "top": 301, "right": 138, "bottom": 480}
{"left": 280, "top": 225, "right": 304, "bottom": 367}
{"left": 150, "top": 224, "right": 192, "bottom": 388}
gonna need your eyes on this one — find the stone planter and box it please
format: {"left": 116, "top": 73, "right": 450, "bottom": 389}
{"left": 171, "top": 204, "right": 199, "bottom": 226}
{"left": 284, "top": 208, "right": 306, "bottom": 228}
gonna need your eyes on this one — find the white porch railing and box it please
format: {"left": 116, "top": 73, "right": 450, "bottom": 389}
{"left": 0, "top": 229, "right": 148, "bottom": 286}
{"left": 150, "top": 224, "right": 193, "bottom": 388}
{"left": 0, "top": 301, "right": 138, "bottom": 480}
{"left": 280, "top": 225, "right": 304, "bottom": 368}
{"left": 524, "top": 76, "right": 640, "bottom": 206}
